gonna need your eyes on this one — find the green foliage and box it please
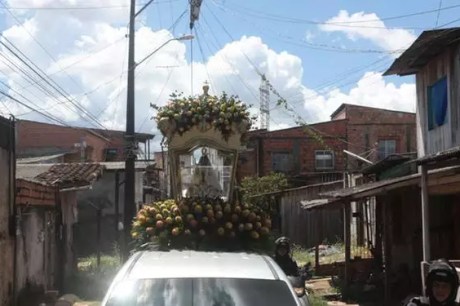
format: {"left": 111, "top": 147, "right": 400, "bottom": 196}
{"left": 240, "top": 173, "right": 289, "bottom": 213}
{"left": 308, "top": 295, "right": 328, "bottom": 306}
{"left": 66, "top": 254, "right": 121, "bottom": 301}
{"left": 241, "top": 172, "right": 289, "bottom": 199}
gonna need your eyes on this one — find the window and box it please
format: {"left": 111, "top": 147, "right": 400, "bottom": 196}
{"left": 106, "top": 278, "right": 298, "bottom": 306}
{"left": 315, "top": 150, "right": 334, "bottom": 170}
{"left": 427, "top": 76, "right": 448, "bottom": 130}
{"left": 105, "top": 148, "right": 118, "bottom": 161}
{"left": 271, "top": 152, "right": 293, "bottom": 173}
{"left": 378, "top": 140, "right": 396, "bottom": 159}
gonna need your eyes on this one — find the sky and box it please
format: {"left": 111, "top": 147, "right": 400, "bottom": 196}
{"left": 1, "top": 0, "right": 460, "bottom": 151}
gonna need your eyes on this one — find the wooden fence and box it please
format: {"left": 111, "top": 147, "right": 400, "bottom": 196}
{"left": 279, "top": 181, "right": 344, "bottom": 248}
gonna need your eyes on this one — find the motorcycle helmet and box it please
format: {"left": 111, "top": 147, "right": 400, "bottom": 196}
{"left": 426, "top": 259, "right": 459, "bottom": 304}
{"left": 275, "top": 236, "right": 291, "bottom": 253}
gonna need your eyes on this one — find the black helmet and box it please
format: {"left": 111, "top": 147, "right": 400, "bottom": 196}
{"left": 426, "top": 259, "right": 459, "bottom": 303}
{"left": 275, "top": 236, "right": 291, "bottom": 251}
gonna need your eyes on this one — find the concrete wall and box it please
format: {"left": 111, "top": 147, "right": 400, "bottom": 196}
{"left": 16, "top": 209, "right": 47, "bottom": 291}
{"left": 75, "top": 170, "right": 144, "bottom": 256}
{"left": 0, "top": 116, "right": 14, "bottom": 306}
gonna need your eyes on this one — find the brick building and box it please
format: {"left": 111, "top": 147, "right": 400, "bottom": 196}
{"left": 237, "top": 103, "right": 416, "bottom": 185}
{"left": 16, "top": 119, "right": 154, "bottom": 162}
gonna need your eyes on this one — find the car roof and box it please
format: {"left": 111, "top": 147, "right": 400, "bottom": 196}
{"left": 126, "top": 250, "right": 281, "bottom": 280}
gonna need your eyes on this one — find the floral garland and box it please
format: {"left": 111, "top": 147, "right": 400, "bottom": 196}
{"left": 152, "top": 92, "right": 254, "bottom": 142}
{"left": 131, "top": 196, "right": 272, "bottom": 250}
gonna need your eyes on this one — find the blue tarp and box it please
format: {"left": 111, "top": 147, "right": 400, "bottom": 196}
{"left": 428, "top": 77, "right": 448, "bottom": 129}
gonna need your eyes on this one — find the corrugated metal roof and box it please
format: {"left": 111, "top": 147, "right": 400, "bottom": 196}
{"left": 417, "top": 146, "right": 460, "bottom": 165}
{"left": 384, "top": 28, "right": 460, "bottom": 76}
{"left": 301, "top": 165, "right": 460, "bottom": 210}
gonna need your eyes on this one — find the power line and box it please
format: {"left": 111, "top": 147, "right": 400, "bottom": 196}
{"left": 0, "top": 38, "right": 107, "bottom": 129}
{"left": 212, "top": 1, "right": 408, "bottom": 54}
{"left": 0, "top": 88, "right": 71, "bottom": 127}
{"left": 194, "top": 26, "right": 215, "bottom": 91}
{"left": 200, "top": 14, "right": 260, "bottom": 102}
{"left": 435, "top": 0, "right": 443, "bottom": 28}
{"left": 2, "top": 0, "right": 179, "bottom": 10}
{"left": 1, "top": 3, "right": 108, "bottom": 127}
{"left": 221, "top": 1, "right": 460, "bottom": 28}
{"left": 195, "top": 23, "right": 241, "bottom": 97}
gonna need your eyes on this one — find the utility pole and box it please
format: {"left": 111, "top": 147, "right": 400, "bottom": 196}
{"left": 123, "top": 0, "right": 137, "bottom": 261}
{"left": 122, "top": 0, "right": 194, "bottom": 260}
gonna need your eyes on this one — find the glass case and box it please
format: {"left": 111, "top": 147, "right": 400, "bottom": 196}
{"left": 176, "top": 146, "right": 235, "bottom": 201}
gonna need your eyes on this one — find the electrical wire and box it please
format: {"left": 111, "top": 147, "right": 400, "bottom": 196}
{"left": 211, "top": 1, "right": 408, "bottom": 54}
{"left": 194, "top": 27, "right": 215, "bottom": 93}
{"left": 435, "top": 0, "right": 443, "bottom": 28}
{"left": 2, "top": 0, "right": 180, "bottom": 10}
{"left": 1, "top": 3, "right": 108, "bottom": 127}
{"left": 0, "top": 38, "right": 107, "bottom": 129}
{"left": 219, "top": 1, "right": 460, "bottom": 28}
{"left": 200, "top": 14, "right": 260, "bottom": 103}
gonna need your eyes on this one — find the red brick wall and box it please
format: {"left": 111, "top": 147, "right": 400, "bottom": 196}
{"left": 16, "top": 120, "right": 128, "bottom": 162}
{"left": 237, "top": 120, "right": 348, "bottom": 180}
{"left": 16, "top": 179, "right": 56, "bottom": 206}
{"left": 345, "top": 105, "right": 416, "bottom": 168}
{"left": 237, "top": 105, "right": 416, "bottom": 181}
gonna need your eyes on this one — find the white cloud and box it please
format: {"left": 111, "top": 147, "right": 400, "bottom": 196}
{"left": 302, "top": 72, "right": 416, "bottom": 122}
{"left": 0, "top": 2, "right": 417, "bottom": 152}
{"left": 319, "top": 10, "right": 417, "bottom": 52}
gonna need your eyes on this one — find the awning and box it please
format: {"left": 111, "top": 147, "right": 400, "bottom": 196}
{"left": 417, "top": 146, "right": 460, "bottom": 166}
{"left": 301, "top": 165, "right": 460, "bottom": 210}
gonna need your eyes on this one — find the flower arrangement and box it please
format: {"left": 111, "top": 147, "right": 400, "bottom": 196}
{"left": 152, "top": 92, "right": 253, "bottom": 142}
{"left": 131, "top": 196, "right": 272, "bottom": 250}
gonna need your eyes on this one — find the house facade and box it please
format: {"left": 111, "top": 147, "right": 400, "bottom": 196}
{"left": 300, "top": 27, "right": 460, "bottom": 304}
{"left": 385, "top": 27, "right": 460, "bottom": 291}
{"left": 16, "top": 119, "right": 154, "bottom": 162}
{"left": 237, "top": 104, "right": 416, "bottom": 185}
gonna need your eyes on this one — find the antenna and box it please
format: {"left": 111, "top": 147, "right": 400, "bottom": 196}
{"left": 259, "top": 75, "right": 270, "bottom": 130}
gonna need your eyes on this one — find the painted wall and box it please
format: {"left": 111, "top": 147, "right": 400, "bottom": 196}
{"left": 75, "top": 171, "right": 144, "bottom": 256}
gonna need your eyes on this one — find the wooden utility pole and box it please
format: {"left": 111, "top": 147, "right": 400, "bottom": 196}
{"left": 123, "top": 0, "right": 137, "bottom": 261}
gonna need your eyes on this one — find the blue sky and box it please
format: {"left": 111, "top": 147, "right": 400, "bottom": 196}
{"left": 0, "top": 0, "right": 459, "bottom": 149}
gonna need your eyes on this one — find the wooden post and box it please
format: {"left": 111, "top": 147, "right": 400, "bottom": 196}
{"left": 344, "top": 201, "right": 351, "bottom": 289}
{"left": 115, "top": 171, "right": 120, "bottom": 245}
{"left": 420, "top": 165, "right": 430, "bottom": 262}
{"left": 383, "top": 196, "right": 392, "bottom": 305}
{"left": 315, "top": 244, "right": 320, "bottom": 271}
{"left": 97, "top": 208, "right": 102, "bottom": 272}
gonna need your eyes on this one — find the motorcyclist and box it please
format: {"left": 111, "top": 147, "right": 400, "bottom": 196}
{"left": 273, "top": 237, "right": 299, "bottom": 277}
{"left": 406, "top": 259, "right": 459, "bottom": 306}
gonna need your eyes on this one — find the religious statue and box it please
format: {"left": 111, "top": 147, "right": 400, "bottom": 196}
{"left": 185, "top": 147, "right": 223, "bottom": 198}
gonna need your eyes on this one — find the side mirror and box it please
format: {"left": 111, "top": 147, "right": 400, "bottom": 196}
{"left": 288, "top": 276, "right": 306, "bottom": 298}
{"left": 294, "top": 287, "right": 306, "bottom": 298}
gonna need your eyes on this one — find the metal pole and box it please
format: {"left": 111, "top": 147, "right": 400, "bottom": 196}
{"left": 123, "top": 0, "right": 136, "bottom": 261}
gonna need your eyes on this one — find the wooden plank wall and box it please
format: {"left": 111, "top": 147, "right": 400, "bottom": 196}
{"left": 416, "top": 44, "right": 460, "bottom": 155}
{"left": 280, "top": 181, "right": 344, "bottom": 248}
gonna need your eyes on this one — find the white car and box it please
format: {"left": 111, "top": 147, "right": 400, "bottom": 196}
{"left": 102, "top": 250, "right": 309, "bottom": 306}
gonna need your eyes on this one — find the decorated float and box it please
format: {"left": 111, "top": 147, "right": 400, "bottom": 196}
{"left": 131, "top": 83, "right": 273, "bottom": 251}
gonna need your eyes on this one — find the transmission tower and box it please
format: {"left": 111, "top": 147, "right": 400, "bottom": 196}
{"left": 259, "top": 75, "right": 270, "bottom": 130}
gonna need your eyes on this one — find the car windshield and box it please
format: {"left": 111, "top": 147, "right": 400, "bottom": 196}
{"left": 105, "top": 278, "right": 298, "bottom": 306}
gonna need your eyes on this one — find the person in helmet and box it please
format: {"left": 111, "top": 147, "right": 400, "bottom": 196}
{"left": 406, "top": 259, "right": 459, "bottom": 306}
{"left": 273, "top": 237, "right": 299, "bottom": 276}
